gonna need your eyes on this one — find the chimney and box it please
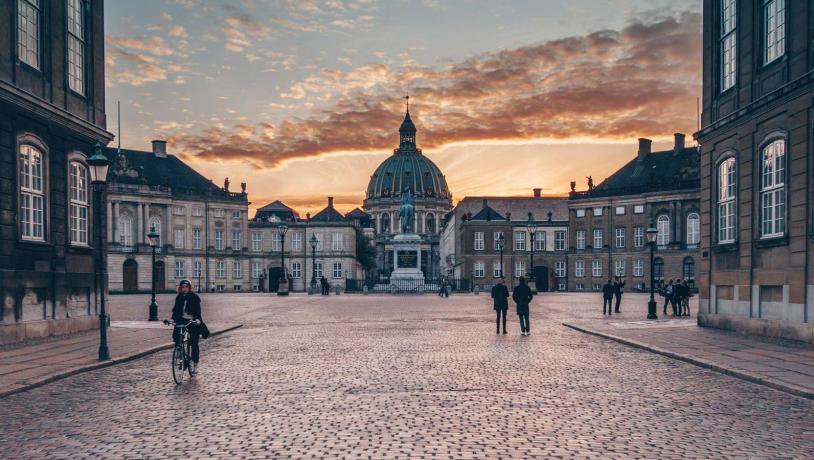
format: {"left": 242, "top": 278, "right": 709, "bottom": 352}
{"left": 674, "top": 133, "right": 686, "bottom": 152}
{"left": 151, "top": 139, "right": 167, "bottom": 158}
{"left": 533, "top": 188, "right": 542, "bottom": 198}
{"left": 328, "top": 196, "right": 334, "bottom": 208}
{"left": 637, "top": 138, "right": 652, "bottom": 161}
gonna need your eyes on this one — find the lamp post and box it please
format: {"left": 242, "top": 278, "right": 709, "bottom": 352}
{"left": 646, "top": 225, "right": 658, "bottom": 319}
{"left": 88, "top": 143, "right": 110, "bottom": 361}
{"left": 147, "top": 228, "right": 160, "bottom": 321}
{"left": 497, "top": 232, "right": 505, "bottom": 280}
{"left": 310, "top": 234, "right": 318, "bottom": 294}
{"left": 277, "top": 224, "right": 289, "bottom": 295}
{"left": 526, "top": 212, "right": 536, "bottom": 282}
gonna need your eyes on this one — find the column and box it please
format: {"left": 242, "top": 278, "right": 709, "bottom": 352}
{"left": 113, "top": 201, "right": 120, "bottom": 244}
{"left": 138, "top": 203, "right": 144, "bottom": 244}
{"left": 106, "top": 200, "right": 113, "bottom": 242}
{"left": 144, "top": 203, "right": 150, "bottom": 237}
{"left": 416, "top": 245, "right": 422, "bottom": 272}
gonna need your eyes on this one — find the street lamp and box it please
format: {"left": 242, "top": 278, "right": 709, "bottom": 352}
{"left": 646, "top": 224, "right": 659, "bottom": 320}
{"left": 497, "top": 232, "right": 505, "bottom": 280}
{"left": 277, "top": 224, "right": 289, "bottom": 296}
{"left": 526, "top": 212, "right": 536, "bottom": 282}
{"left": 147, "top": 228, "right": 160, "bottom": 321}
{"left": 88, "top": 143, "right": 110, "bottom": 361}
{"left": 310, "top": 234, "right": 318, "bottom": 294}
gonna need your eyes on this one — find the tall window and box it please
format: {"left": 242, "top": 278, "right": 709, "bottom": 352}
{"left": 657, "top": 215, "right": 670, "bottom": 246}
{"left": 17, "top": 0, "right": 40, "bottom": 68}
{"left": 192, "top": 228, "right": 202, "bottom": 250}
{"left": 764, "top": 0, "right": 785, "bottom": 64}
{"left": 534, "top": 231, "right": 545, "bottom": 251}
{"left": 175, "top": 260, "right": 185, "bottom": 278}
{"left": 69, "top": 162, "right": 89, "bottom": 245}
{"left": 615, "top": 227, "right": 625, "bottom": 249}
{"left": 19, "top": 145, "right": 44, "bottom": 240}
{"left": 554, "top": 231, "right": 566, "bottom": 251}
{"left": 292, "top": 232, "right": 302, "bottom": 251}
{"left": 718, "top": 158, "right": 737, "bottom": 243}
{"left": 426, "top": 213, "right": 435, "bottom": 234}
{"left": 615, "top": 259, "right": 625, "bottom": 277}
{"left": 215, "top": 230, "right": 223, "bottom": 250}
{"left": 272, "top": 233, "right": 281, "bottom": 251}
{"left": 233, "top": 261, "right": 242, "bottom": 279}
{"left": 554, "top": 261, "right": 566, "bottom": 278}
{"left": 332, "top": 233, "right": 343, "bottom": 251}
{"left": 575, "top": 260, "right": 585, "bottom": 278}
{"left": 314, "top": 262, "right": 323, "bottom": 278}
{"left": 593, "top": 229, "right": 603, "bottom": 249}
{"left": 118, "top": 215, "right": 133, "bottom": 247}
{"left": 332, "top": 262, "right": 342, "bottom": 278}
{"left": 654, "top": 258, "right": 664, "bottom": 282}
{"left": 591, "top": 260, "right": 602, "bottom": 278}
{"left": 514, "top": 261, "right": 525, "bottom": 278}
{"left": 634, "top": 226, "right": 644, "bottom": 248}
{"left": 174, "top": 228, "right": 185, "bottom": 249}
{"left": 231, "top": 230, "right": 241, "bottom": 249}
{"left": 67, "top": 0, "right": 86, "bottom": 94}
{"left": 216, "top": 261, "right": 225, "bottom": 278}
{"left": 683, "top": 257, "right": 695, "bottom": 281}
{"left": 514, "top": 231, "right": 526, "bottom": 251}
{"left": 686, "top": 213, "right": 700, "bottom": 246}
{"left": 761, "top": 140, "right": 785, "bottom": 238}
{"left": 381, "top": 213, "right": 390, "bottom": 233}
{"left": 252, "top": 232, "right": 262, "bottom": 252}
{"left": 474, "top": 231, "right": 484, "bottom": 251}
{"left": 193, "top": 260, "right": 202, "bottom": 279}
{"left": 721, "top": 0, "right": 737, "bottom": 91}
{"left": 473, "top": 261, "right": 485, "bottom": 278}
{"left": 493, "top": 261, "right": 503, "bottom": 278}
{"left": 291, "top": 262, "right": 302, "bottom": 278}
{"left": 493, "top": 231, "right": 504, "bottom": 250}
{"left": 576, "top": 230, "right": 586, "bottom": 250}
{"left": 633, "top": 259, "right": 644, "bottom": 277}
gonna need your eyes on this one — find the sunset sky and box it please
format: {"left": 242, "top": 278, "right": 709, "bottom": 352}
{"left": 104, "top": 0, "right": 702, "bottom": 215}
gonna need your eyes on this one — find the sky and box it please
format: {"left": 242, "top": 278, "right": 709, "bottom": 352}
{"left": 104, "top": 0, "right": 702, "bottom": 215}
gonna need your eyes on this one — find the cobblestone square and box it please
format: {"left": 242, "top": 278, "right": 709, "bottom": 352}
{"left": 1, "top": 292, "right": 813, "bottom": 459}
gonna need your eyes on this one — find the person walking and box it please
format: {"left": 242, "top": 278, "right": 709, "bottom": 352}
{"left": 512, "top": 276, "right": 534, "bottom": 336}
{"left": 681, "top": 279, "right": 692, "bottom": 316}
{"left": 662, "top": 279, "right": 675, "bottom": 316}
{"left": 602, "top": 279, "right": 614, "bottom": 315}
{"left": 613, "top": 277, "right": 625, "bottom": 313}
{"left": 320, "top": 276, "right": 328, "bottom": 295}
{"left": 674, "top": 279, "right": 684, "bottom": 316}
{"left": 491, "top": 279, "right": 510, "bottom": 334}
{"left": 171, "top": 279, "right": 208, "bottom": 374}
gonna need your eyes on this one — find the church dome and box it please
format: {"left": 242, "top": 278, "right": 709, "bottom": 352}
{"left": 365, "top": 108, "right": 450, "bottom": 202}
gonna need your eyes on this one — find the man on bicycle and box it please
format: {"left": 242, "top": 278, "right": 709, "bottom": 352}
{"left": 172, "top": 279, "right": 204, "bottom": 374}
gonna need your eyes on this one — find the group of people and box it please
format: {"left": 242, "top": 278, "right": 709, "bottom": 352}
{"left": 601, "top": 278, "right": 626, "bottom": 315}
{"left": 661, "top": 279, "right": 692, "bottom": 316}
{"left": 319, "top": 276, "right": 332, "bottom": 295}
{"left": 490, "top": 277, "right": 534, "bottom": 336}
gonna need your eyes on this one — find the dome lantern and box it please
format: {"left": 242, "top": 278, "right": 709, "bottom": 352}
{"left": 399, "top": 95, "right": 416, "bottom": 150}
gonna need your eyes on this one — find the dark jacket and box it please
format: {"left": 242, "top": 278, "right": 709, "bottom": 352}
{"left": 172, "top": 293, "right": 208, "bottom": 338}
{"left": 613, "top": 281, "right": 625, "bottom": 297}
{"left": 602, "top": 283, "right": 614, "bottom": 298}
{"left": 491, "top": 283, "right": 510, "bottom": 310}
{"left": 512, "top": 284, "right": 533, "bottom": 315}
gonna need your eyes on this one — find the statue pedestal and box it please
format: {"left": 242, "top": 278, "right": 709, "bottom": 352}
{"left": 390, "top": 233, "right": 424, "bottom": 291}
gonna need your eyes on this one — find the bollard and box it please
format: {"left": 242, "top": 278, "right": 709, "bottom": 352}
{"left": 363, "top": 285, "right": 369, "bottom": 295}
{"left": 335, "top": 285, "right": 341, "bottom": 295}
{"left": 474, "top": 285, "right": 480, "bottom": 295}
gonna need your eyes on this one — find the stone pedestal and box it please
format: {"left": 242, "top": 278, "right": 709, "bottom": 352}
{"left": 390, "top": 233, "right": 424, "bottom": 290}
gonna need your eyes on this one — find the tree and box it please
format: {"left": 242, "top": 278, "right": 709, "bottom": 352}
{"left": 355, "top": 229, "right": 377, "bottom": 278}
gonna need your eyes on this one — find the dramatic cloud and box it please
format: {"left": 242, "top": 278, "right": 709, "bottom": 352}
{"left": 169, "top": 12, "right": 701, "bottom": 169}
{"left": 106, "top": 30, "right": 190, "bottom": 87}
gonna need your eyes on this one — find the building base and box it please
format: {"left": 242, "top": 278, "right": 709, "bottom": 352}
{"left": 0, "top": 316, "right": 101, "bottom": 346}
{"left": 698, "top": 313, "right": 814, "bottom": 345}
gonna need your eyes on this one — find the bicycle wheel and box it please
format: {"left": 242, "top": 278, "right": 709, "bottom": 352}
{"left": 172, "top": 344, "right": 185, "bottom": 385}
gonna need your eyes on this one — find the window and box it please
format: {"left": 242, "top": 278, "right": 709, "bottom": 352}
{"left": 534, "top": 231, "right": 545, "bottom": 251}
{"left": 292, "top": 232, "right": 302, "bottom": 251}
{"left": 615, "top": 227, "right": 625, "bottom": 248}
{"left": 252, "top": 233, "right": 262, "bottom": 252}
{"left": 175, "top": 260, "right": 185, "bottom": 278}
{"left": 718, "top": 158, "right": 737, "bottom": 243}
{"left": 67, "top": 0, "right": 85, "bottom": 94}
{"left": 474, "top": 231, "right": 484, "bottom": 251}
{"left": 593, "top": 208, "right": 603, "bottom": 217}
{"left": 19, "top": 144, "right": 45, "bottom": 240}
{"left": 174, "top": 228, "right": 184, "bottom": 248}
{"left": 683, "top": 257, "right": 695, "bottom": 281}
{"left": 575, "top": 260, "right": 585, "bottom": 278}
{"left": 173, "top": 206, "right": 185, "bottom": 215}
{"left": 515, "top": 261, "right": 525, "bottom": 278}
{"left": 493, "top": 261, "right": 504, "bottom": 278}
{"left": 231, "top": 230, "right": 241, "bottom": 249}
{"left": 633, "top": 259, "right": 644, "bottom": 277}
{"left": 214, "top": 209, "right": 224, "bottom": 218}
{"left": 554, "top": 261, "right": 566, "bottom": 278}
{"left": 721, "top": 0, "right": 737, "bottom": 91}
{"left": 17, "top": 0, "right": 40, "bottom": 69}
{"left": 232, "top": 210, "right": 241, "bottom": 219}
{"left": 760, "top": 140, "right": 785, "bottom": 238}
{"left": 381, "top": 213, "right": 390, "bottom": 233}
{"left": 592, "top": 283, "right": 602, "bottom": 291}
{"left": 192, "top": 207, "right": 202, "bottom": 217}
{"left": 332, "top": 233, "right": 343, "bottom": 251}
{"left": 426, "top": 213, "right": 435, "bottom": 234}
{"left": 119, "top": 215, "right": 133, "bottom": 247}
{"left": 314, "top": 262, "right": 323, "bottom": 278}
{"left": 686, "top": 213, "right": 700, "bottom": 246}
{"left": 514, "top": 231, "right": 526, "bottom": 251}
{"left": 576, "top": 230, "right": 586, "bottom": 250}
{"left": 332, "top": 262, "right": 342, "bottom": 278}
{"left": 654, "top": 258, "right": 664, "bottom": 281}
{"left": 576, "top": 283, "right": 585, "bottom": 291}
{"left": 576, "top": 209, "right": 586, "bottom": 218}
{"left": 474, "top": 261, "right": 485, "bottom": 278}
{"left": 193, "top": 260, "right": 202, "bottom": 279}
{"left": 272, "top": 233, "right": 282, "bottom": 251}
{"left": 634, "top": 226, "right": 644, "bottom": 248}
{"left": 592, "top": 260, "right": 602, "bottom": 278}
{"left": 657, "top": 215, "right": 670, "bottom": 246}
{"left": 69, "top": 162, "right": 89, "bottom": 245}
{"left": 615, "top": 206, "right": 625, "bottom": 215}
{"left": 633, "top": 205, "right": 644, "bottom": 214}
{"left": 233, "top": 261, "right": 242, "bottom": 279}
{"left": 313, "top": 234, "right": 322, "bottom": 250}
{"left": 593, "top": 229, "right": 603, "bottom": 248}
{"left": 493, "top": 232, "right": 504, "bottom": 250}
{"left": 291, "top": 262, "right": 302, "bottom": 278}
{"left": 233, "top": 285, "right": 242, "bottom": 292}
{"left": 216, "top": 261, "right": 225, "bottom": 278}
{"left": 554, "top": 231, "right": 566, "bottom": 251}
{"left": 764, "top": 0, "right": 785, "bottom": 64}
{"left": 251, "top": 262, "right": 263, "bottom": 278}
{"left": 215, "top": 230, "right": 224, "bottom": 250}
{"left": 615, "top": 259, "right": 625, "bottom": 277}
{"left": 148, "top": 217, "right": 161, "bottom": 245}
{"left": 192, "top": 228, "right": 202, "bottom": 250}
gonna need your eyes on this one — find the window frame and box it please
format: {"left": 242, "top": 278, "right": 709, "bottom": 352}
{"left": 763, "top": 0, "right": 786, "bottom": 65}
{"left": 717, "top": 156, "right": 738, "bottom": 244}
{"left": 473, "top": 261, "right": 485, "bottom": 278}
{"left": 474, "top": 231, "right": 485, "bottom": 251}
{"left": 118, "top": 214, "right": 133, "bottom": 247}
{"left": 633, "top": 259, "right": 644, "bottom": 277}
{"left": 576, "top": 230, "right": 585, "bottom": 250}
{"left": 18, "top": 140, "right": 47, "bottom": 242}
{"left": 720, "top": 0, "right": 737, "bottom": 92}
{"left": 66, "top": 0, "right": 87, "bottom": 96}
{"left": 592, "top": 229, "right": 603, "bottom": 249}
{"left": 575, "top": 259, "right": 585, "bottom": 278}
{"left": 554, "top": 261, "right": 566, "bottom": 278}
{"left": 514, "top": 231, "right": 526, "bottom": 251}
{"left": 17, "top": 0, "right": 42, "bottom": 70}
{"left": 68, "top": 159, "right": 90, "bottom": 246}
{"left": 534, "top": 231, "right": 545, "bottom": 251}
{"left": 686, "top": 212, "right": 700, "bottom": 247}
{"left": 192, "top": 228, "right": 202, "bottom": 250}
{"left": 657, "top": 215, "right": 670, "bottom": 247}
{"left": 591, "top": 259, "right": 602, "bottom": 278}
{"left": 251, "top": 232, "right": 262, "bottom": 252}
{"left": 633, "top": 226, "right": 644, "bottom": 248}
{"left": 615, "top": 227, "right": 625, "bottom": 249}
{"left": 759, "top": 138, "right": 786, "bottom": 239}
{"left": 554, "top": 231, "right": 566, "bottom": 251}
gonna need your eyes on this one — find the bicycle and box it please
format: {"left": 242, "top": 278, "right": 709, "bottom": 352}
{"left": 164, "top": 319, "right": 196, "bottom": 384}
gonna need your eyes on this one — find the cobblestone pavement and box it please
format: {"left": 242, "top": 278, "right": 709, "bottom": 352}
{"left": 1, "top": 293, "right": 813, "bottom": 459}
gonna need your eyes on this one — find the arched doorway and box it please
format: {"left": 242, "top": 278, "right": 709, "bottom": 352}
{"left": 154, "top": 260, "right": 166, "bottom": 291}
{"left": 123, "top": 259, "right": 138, "bottom": 292}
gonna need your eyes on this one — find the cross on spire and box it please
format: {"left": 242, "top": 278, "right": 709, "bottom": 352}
{"left": 404, "top": 93, "right": 409, "bottom": 113}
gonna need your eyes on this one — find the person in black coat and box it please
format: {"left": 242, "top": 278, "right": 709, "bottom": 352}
{"left": 512, "top": 276, "right": 534, "bottom": 336}
{"left": 171, "top": 279, "right": 205, "bottom": 373}
{"left": 613, "top": 277, "right": 625, "bottom": 313}
{"left": 320, "top": 276, "right": 329, "bottom": 295}
{"left": 491, "top": 279, "right": 510, "bottom": 334}
{"left": 602, "top": 279, "right": 614, "bottom": 315}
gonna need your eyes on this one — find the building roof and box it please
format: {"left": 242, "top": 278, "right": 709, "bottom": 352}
{"left": 469, "top": 201, "right": 505, "bottom": 221}
{"left": 311, "top": 197, "right": 346, "bottom": 223}
{"left": 455, "top": 196, "right": 569, "bottom": 223}
{"left": 253, "top": 200, "right": 299, "bottom": 221}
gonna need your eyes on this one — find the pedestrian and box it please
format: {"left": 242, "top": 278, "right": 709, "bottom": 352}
{"left": 320, "top": 276, "right": 328, "bottom": 295}
{"left": 171, "top": 279, "right": 208, "bottom": 374}
{"left": 674, "top": 278, "right": 684, "bottom": 316}
{"left": 662, "top": 279, "right": 675, "bottom": 316}
{"left": 438, "top": 276, "right": 449, "bottom": 298}
{"left": 491, "top": 279, "right": 510, "bottom": 335}
{"left": 602, "top": 279, "right": 614, "bottom": 315}
{"left": 512, "top": 276, "right": 534, "bottom": 336}
{"left": 682, "top": 279, "right": 692, "bottom": 316}
{"left": 613, "top": 277, "right": 625, "bottom": 313}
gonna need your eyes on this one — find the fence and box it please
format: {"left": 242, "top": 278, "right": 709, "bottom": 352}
{"left": 345, "top": 278, "right": 470, "bottom": 294}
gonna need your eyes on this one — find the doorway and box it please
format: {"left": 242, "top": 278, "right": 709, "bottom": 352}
{"left": 268, "top": 267, "right": 282, "bottom": 292}
{"left": 534, "top": 266, "right": 549, "bottom": 292}
{"left": 154, "top": 260, "right": 166, "bottom": 291}
{"left": 123, "top": 259, "right": 138, "bottom": 292}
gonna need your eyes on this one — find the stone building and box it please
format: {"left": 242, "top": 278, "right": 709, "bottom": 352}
{"left": 105, "top": 142, "right": 250, "bottom": 293}
{"left": 568, "top": 136, "right": 701, "bottom": 294}
{"left": 248, "top": 197, "right": 368, "bottom": 292}
{"left": 695, "top": 0, "right": 814, "bottom": 342}
{"left": 1, "top": 0, "right": 113, "bottom": 343}
{"left": 363, "top": 107, "right": 452, "bottom": 280}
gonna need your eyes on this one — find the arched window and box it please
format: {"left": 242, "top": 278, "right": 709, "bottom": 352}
{"left": 426, "top": 213, "right": 435, "bottom": 234}
{"left": 653, "top": 257, "right": 664, "bottom": 282}
{"left": 686, "top": 213, "right": 700, "bottom": 246}
{"left": 381, "top": 213, "right": 390, "bottom": 234}
{"left": 760, "top": 139, "right": 785, "bottom": 238}
{"left": 683, "top": 257, "right": 695, "bottom": 281}
{"left": 148, "top": 216, "right": 161, "bottom": 245}
{"left": 657, "top": 215, "right": 670, "bottom": 246}
{"left": 118, "top": 215, "right": 133, "bottom": 247}
{"left": 717, "top": 157, "right": 737, "bottom": 243}
{"left": 19, "top": 144, "right": 45, "bottom": 240}
{"left": 69, "top": 161, "right": 89, "bottom": 245}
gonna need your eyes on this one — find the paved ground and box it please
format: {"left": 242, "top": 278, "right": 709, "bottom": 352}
{"left": 1, "top": 292, "right": 813, "bottom": 459}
